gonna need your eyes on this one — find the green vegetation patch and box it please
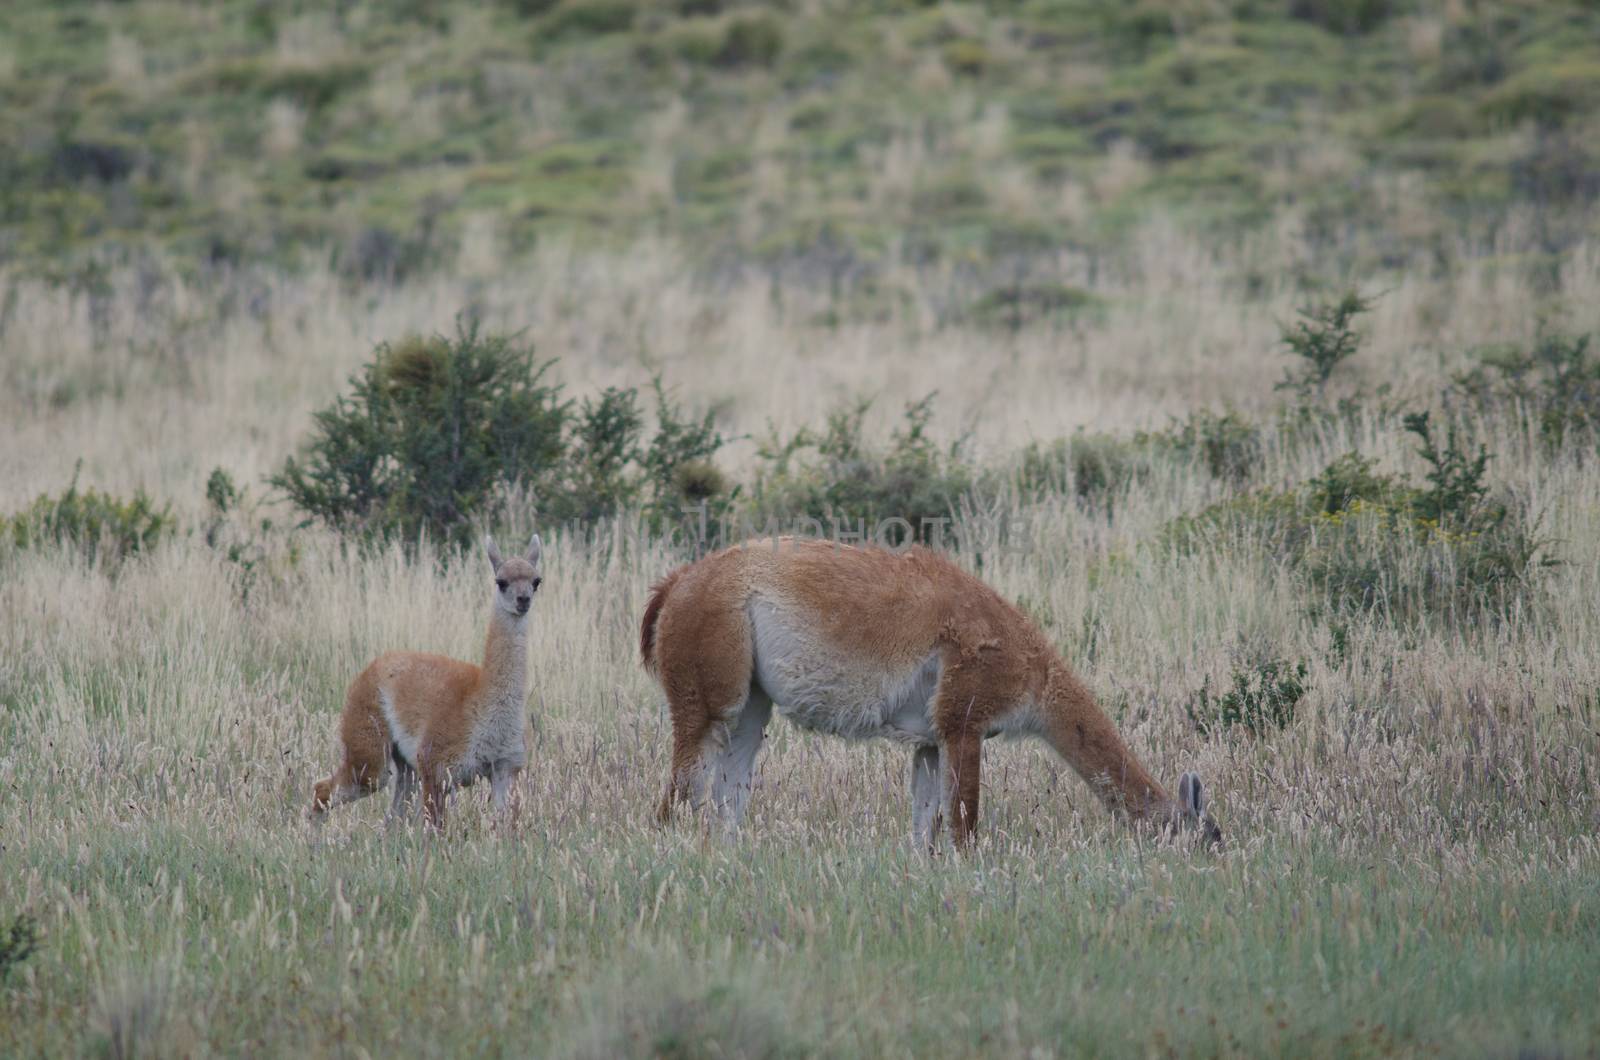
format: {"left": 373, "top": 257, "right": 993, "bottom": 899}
{"left": 5, "top": 0, "right": 1600, "bottom": 271}
{"left": 5, "top": 469, "right": 173, "bottom": 567}
{"left": 272, "top": 323, "right": 728, "bottom": 544}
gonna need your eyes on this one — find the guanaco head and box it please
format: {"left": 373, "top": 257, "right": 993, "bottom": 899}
{"left": 485, "top": 532, "right": 543, "bottom": 618}
{"left": 1176, "top": 771, "right": 1223, "bottom": 849}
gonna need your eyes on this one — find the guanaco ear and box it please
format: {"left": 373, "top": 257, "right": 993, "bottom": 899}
{"left": 526, "top": 532, "right": 542, "bottom": 566}
{"left": 485, "top": 534, "right": 505, "bottom": 574}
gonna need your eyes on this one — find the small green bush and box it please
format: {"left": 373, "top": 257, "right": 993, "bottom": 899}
{"left": 203, "top": 467, "right": 269, "bottom": 600}
{"left": 273, "top": 324, "right": 727, "bottom": 542}
{"left": 967, "top": 283, "right": 1100, "bottom": 331}
{"left": 1188, "top": 658, "right": 1308, "bottom": 737}
{"left": 1166, "top": 438, "right": 1550, "bottom": 626}
{"left": 506, "top": 0, "right": 560, "bottom": 17}
{"left": 1451, "top": 332, "right": 1600, "bottom": 450}
{"left": 1306, "top": 451, "right": 1403, "bottom": 514}
{"left": 641, "top": 379, "right": 729, "bottom": 523}
{"left": 272, "top": 322, "right": 568, "bottom": 545}
{"left": 1277, "top": 291, "right": 1374, "bottom": 401}
{"left": 748, "top": 395, "right": 974, "bottom": 542}
{"left": 1140, "top": 409, "right": 1261, "bottom": 485}
{"left": 1480, "top": 62, "right": 1600, "bottom": 129}
{"left": 542, "top": 381, "right": 731, "bottom": 529}
{"left": 716, "top": 16, "right": 783, "bottom": 69}
{"left": 1288, "top": 0, "right": 1393, "bottom": 34}
{"left": 1015, "top": 411, "right": 1259, "bottom": 509}
{"left": 942, "top": 39, "right": 989, "bottom": 77}
{"left": 1403, "top": 411, "right": 1489, "bottom": 527}
{"left": 0, "top": 913, "right": 39, "bottom": 986}
{"left": 542, "top": 0, "right": 637, "bottom": 40}
{"left": 563, "top": 387, "right": 645, "bottom": 524}
{"left": 1016, "top": 432, "right": 1150, "bottom": 512}
{"left": 6, "top": 468, "right": 173, "bottom": 564}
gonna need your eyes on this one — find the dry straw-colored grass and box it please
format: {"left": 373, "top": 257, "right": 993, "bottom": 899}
{"left": 1, "top": 220, "right": 1597, "bottom": 1055}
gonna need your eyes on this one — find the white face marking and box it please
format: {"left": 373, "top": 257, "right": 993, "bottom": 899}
{"left": 492, "top": 560, "right": 543, "bottom": 619}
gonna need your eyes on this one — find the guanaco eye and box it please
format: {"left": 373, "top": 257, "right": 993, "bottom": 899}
{"left": 496, "top": 579, "right": 507, "bottom": 592}
{"left": 531, "top": 577, "right": 542, "bottom": 592}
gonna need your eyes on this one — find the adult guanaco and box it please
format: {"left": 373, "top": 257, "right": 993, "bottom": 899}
{"left": 312, "top": 533, "right": 542, "bottom": 830}
{"left": 641, "top": 537, "right": 1220, "bottom": 850}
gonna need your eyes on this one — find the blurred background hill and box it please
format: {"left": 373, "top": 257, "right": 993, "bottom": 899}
{"left": 5, "top": 0, "right": 1599, "bottom": 279}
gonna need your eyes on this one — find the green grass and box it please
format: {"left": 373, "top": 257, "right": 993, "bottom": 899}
{"left": 3, "top": 1, "right": 1599, "bottom": 271}
{"left": 6, "top": 817, "right": 1597, "bottom": 1055}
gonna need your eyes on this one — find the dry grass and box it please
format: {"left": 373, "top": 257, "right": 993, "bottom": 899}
{"left": 1, "top": 221, "right": 1598, "bottom": 1055}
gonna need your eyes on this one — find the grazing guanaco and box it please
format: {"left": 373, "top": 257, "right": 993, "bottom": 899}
{"left": 312, "top": 533, "right": 542, "bottom": 830}
{"left": 641, "top": 537, "right": 1220, "bottom": 850}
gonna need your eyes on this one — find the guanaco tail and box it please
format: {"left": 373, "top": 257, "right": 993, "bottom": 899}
{"left": 312, "top": 533, "right": 543, "bottom": 830}
{"left": 640, "top": 537, "right": 1221, "bottom": 850}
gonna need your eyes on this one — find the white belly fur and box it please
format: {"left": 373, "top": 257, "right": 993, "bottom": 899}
{"left": 379, "top": 686, "right": 525, "bottom": 787}
{"left": 749, "top": 597, "right": 941, "bottom": 744}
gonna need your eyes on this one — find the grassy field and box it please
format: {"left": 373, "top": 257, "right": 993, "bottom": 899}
{"left": 2, "top": 216, "right": 1599, "bottom": 1054}
{"left": 4, "top": 0, "right": 1600, "bottom": 1056}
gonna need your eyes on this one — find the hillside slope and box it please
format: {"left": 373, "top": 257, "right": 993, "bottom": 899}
{"left": 3, "top": 0, "right": 1599, "bottom": 272}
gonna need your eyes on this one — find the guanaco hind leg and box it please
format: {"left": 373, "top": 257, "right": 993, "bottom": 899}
{"left": 654, "top": 595, "right": 756, "bottom": 826}
{"left": 708, "top": 690, "right": 773, "bottom": 832}
{"left": 910, "top": 745, "right": 943, "bottom": 851}
{"left": 387, "top": 753, "right": 419, "bottom": 824}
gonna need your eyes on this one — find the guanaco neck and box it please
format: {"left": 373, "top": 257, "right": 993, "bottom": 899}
{"left": 1038, "top": 658, "right": 1175, "bottom": 825}
{"left": 478, "top": 609, "right": 530, "bottom": 711}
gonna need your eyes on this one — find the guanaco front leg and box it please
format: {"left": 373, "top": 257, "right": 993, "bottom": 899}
{"left": 942, "top": 732, "right": 983, "bottom": 851}
{"left": 421, "top": 774, "right": 447, "bottom": 832}
{"left": 490, "top": 760, "right": 521, "bottom": 824}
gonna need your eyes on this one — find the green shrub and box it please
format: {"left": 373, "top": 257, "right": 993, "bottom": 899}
{"left": 942, "top": 39, "right": 988, "bottom": 77}
{"left": 506, "top": 0, "right": 560, "bottom": 17}
{"left": 967, "top": 283, "right": 1100, "bottom": 331}
{"left": 1140, "top": 409, "right": 1261, "bottom": 485}
{"left": 542, "top": 0, "right": 637, "bottom": 40}
{"left": 271, "top": 322, "right": 568, "bottom": 545}
{"left": 1480, "top": 62, "right": 1600, "bottom": 128}
{"left": 1288, "top": 0, "right": 1393, "bottom": 34}
{"left": 273, "top": 325, "right": 728, "bottom": 542}
{"left": 1450, "top": 332, "right": 1600, "bottom": 450}
{"left": 1188, "top": 658, "right": 1308, "bottom": 737}
{"left": 203, "top": 467, "right": 268, "bottom": 600}
{"left": 543, "top": 380, "right": 730, "bottom": 529}
{"left": 0, "top": 913, "right": 39, "bottom": 987}
{"left": 1306, "top": 451, "right": 1403, "bottom": 514}
{"left": 1015, "top": 411, "right": 1259, "bottom": 509}
{"left": 1277, "top": 291, "right": 1374, "bottom": 401}
{"left": 1166, "top": 439, "right": 1550, "bottom": 626}
{"left": 6, "top": 468, "right": 173, "bottom": 565}
{"left": 1403, "top": 411, "right": 1489, "bottom": 527}
{"left": 1016, "top": 432, "right": 1150, "bottom": 511}
{"left": 716, "top": 16, "right": 783, "bottom": 69}
{"left": 747, "top": 395, "right": 974, "bottom": 542}
{"left": 641, "top": 379, "right": 730, "bottom": 523}
{"left": 562, "top": 387, "right": 644, "bottom": 524}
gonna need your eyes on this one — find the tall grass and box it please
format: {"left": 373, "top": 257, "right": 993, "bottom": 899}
{"left": 1, "top": 223, "right": 1598, "bottom": 1054}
